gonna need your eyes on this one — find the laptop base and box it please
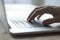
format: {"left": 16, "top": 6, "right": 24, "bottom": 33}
{"left": 8, "top": 16, "right": 60, "bottom": 35}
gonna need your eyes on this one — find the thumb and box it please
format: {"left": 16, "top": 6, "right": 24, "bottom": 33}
{"left": 42, "top": 18, "right": 55, "bottom": 26}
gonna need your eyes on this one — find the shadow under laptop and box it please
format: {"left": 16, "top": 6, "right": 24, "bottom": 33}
{"left": 10, "top": 32, "right": 60, "bottom": 38}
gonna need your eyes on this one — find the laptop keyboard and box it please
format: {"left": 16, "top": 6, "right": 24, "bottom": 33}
{"left": 8, "top": 16, "right": 45, "bottom": 29}
{"left": 8, "top": 16, "right": 60, "bottom": 33}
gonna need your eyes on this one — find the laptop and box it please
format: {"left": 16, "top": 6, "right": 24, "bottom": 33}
{"left": 1, "top": 0, "right": 60, "bottom": 35}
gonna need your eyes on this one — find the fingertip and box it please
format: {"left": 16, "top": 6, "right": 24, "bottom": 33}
{"left": 42, "top": 20, "right": 48, "bottom": 26}
{"left": 27, "top": 18, "right": 30, "bottom": 22}
{"left": 37, "top": 17, "right": 40, "bottom": 20}
{"left": 37, "top": 15, "right": 41, "bottom": 20}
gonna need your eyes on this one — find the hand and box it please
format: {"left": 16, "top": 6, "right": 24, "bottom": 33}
{"left": 27, "top": 5, "right": 60, "bottom": 26}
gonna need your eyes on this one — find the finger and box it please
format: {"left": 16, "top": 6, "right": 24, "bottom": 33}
{"left": 27, "top": 10, "right": 39, "bottom": 22}
{"left": 37, "top": 15, "right": 41, "bottom": 19}
{"left": 42, "top": 18, "right": 55, "bottom": 26}
{"left": 27, "top": 8, "right": 37, "bottom": 21}
{"left": 27, "top": 6, "right": 47, "bottom": 21}
{"left": 43, "top": 15, "right": 60, "bottom": 26}
{"left": 27, "top": 6, "right": 45, "bottom": 21}
{"left": 37, "top": 13, "right": 43, "bottom": 19}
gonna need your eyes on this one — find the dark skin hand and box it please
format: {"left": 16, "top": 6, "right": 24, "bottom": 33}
{"left": 27, "top": 6, "right": 60, "bottom": 26}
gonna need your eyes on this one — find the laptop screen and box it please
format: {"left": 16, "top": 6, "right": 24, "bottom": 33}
{"left": 0, "top": 0, "right": 8, "bottom": 30}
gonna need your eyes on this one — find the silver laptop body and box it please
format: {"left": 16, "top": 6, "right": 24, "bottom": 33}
{"left": 1, "top": 0, "right": 60, "bottom": 35}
